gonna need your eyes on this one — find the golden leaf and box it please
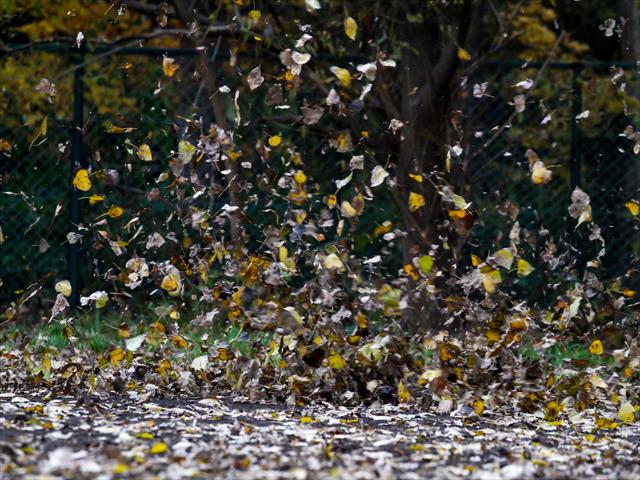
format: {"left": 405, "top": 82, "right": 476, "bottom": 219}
{"left": 149, "top": 442, "right": 169, "bottom": 454}
{"left": 162, "top": 57, "right": 180, "bottom": 77}
{"left": 138, "top": 143, "right": 152, "bottom": 161}
{"left": 617, "top": 402, "right": 635, "bottom": 423}
{"left": 398, "top": 381, "right": 411, "bottom": 403}
{"left": 329, "top": 66, "right": 351, "bottom": 87}
{"left": 268, "top": 135, "right": 282, "bottom": 147}
{"left": 171, "top": 335, "right": 188, "bottom": 349}
{"left": 106, "top": 206, "right": 123, "bottom": 218}
{"left": 473, "top": 398, "right": 485, "bottom": 415}
{"left": 73, "top": 169, "right": 92, "bottom": 192}
{"left": 517, "top": 259, "right": 535, "bottom": 277}
{"left": 626, "top": 200, "right": 640, "bottom": 216}
{"left": 110, "top": 347, "right": 126, "bottom": 364}
{"left": 344, "top": 16, "right": 357, "bottom": 40}
{"left": 408, "top": 192, "right": 425, "bottom": 211}
{"left": 88, "top": 194, "right": 104, "bottom": 205}
{"left": 327, "top": 351, "right": 346, "bottom": 369}
{"left": 458, "top": 48, "right": 471, "bottom": 61}
{"left": 589, "top": 340, "right": 603, "bottom": 355}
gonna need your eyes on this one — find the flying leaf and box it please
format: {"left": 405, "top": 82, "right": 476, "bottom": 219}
{"left": 125, "top": 334, "right": 146, "bottom": 351}
{"left": 457, "top": 48, "right": 471, "bottom": 61}
{"left": 617, "top": 402, "right": 635, "bottom": 423}
{"left": 531, "top": 161, "right": 552, "bottom": 184}
{"left": 247, "top": 66, "right": 264, "bottom": 90}
{"left": 417, "top": 256, "right": 433, "bottom": 275}
{"left": 408, "top": 192, "right": 425, "bottom": 211}
{"left": 178, "top": 140, "right": 195, "bottom": 162}
{"left": 322, "top": 253, "right": 345, "bottom": 271}
{"left": 329, "top": 66, "right": 351, "bottom": 87}
{"left": 162, "top": 57, "right": 180, "bottom": 77}
{"left": 73, "top": 169, "right": 92, "bottom": 191}
{"left": 517, "top": 259, "right": 534, "bottom": 277}
{"left": 327, "top": 352, "right": 346, "bottom": 369}
{"left": 398, "top": 381, "right": 411, "bottom": 403}
{"left": 589, "top": 340, "right": 604, "bottom": 355}
{"left": 149, "top": 442, "right": 169, "bottom": 454}
{"left": 370, "top": 165, "right": 389, "bottom": 187}
{"left": 55, "top": 280, "right": 72, "bottom": 297}
{"left": 305, "top": 0, "right": 321, "bottom": 11}
{"left": 107, "top": 206, "right": 124, "bottom": 218}
{"left": 482, "top": 269, "right": 501, "bottom": 293}
{"left": 344, "top": 16, "right": 357, "bottom": 40}
{"left": 625, "top": 201, "right": 639, "bottom": 216}
{"left": 494, "top": 248, "right": 514, "bottom": 269}
{"left": 268, "top": 135, "right": 282, "bottom": 147}
{"left": 110, "top": 347, "right": 126, "bottom": 364}
{"left": 138, "top": 143, "right": 152, "bottom": 161}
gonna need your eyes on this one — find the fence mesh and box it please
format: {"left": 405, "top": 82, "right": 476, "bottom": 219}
{"left": 1, "top": 45, "right": 639, "bottom": 307}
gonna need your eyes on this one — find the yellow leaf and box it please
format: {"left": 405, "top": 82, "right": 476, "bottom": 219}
{"left": 73, "top": 169, "right": 92, "bottom": 191}
{"left": 471, "top": 254, "right": 482, "bottom": 267}
{"left": 355, "top": 312, "right": 368, "bottom": 329}
{"left": 110, "top": 348, "right": 125, "bottom": 364}
{"left": 300, "top": 416, "right": 317, "bottom": 423}
{"left": 517, "top": 259, "right": 535, "bottom": 277}
{"left": 329, "top": 66, "right": 351, "bottom": 87}
{"left": 340, "top": 201, "right": 357, "bottom": 218}
{"left": 55, "top": 280, "right": 72, "bottom": 297}
{"left": 409, "top": 173, "right": 423, "bottom": 183}
{"left": 41, "top": 116, "right": 48, "bottom": 136}
{"left": 589, "top": 340, "right": 604, "bottom": 355}
{"left": 418, "top": 255, "right": 434, "bottom": 274}
{"left": 473, "top": 399, "right": 485, "bottom": 415}
{"left": 398, "top": 381, "right": 411, "bottom": 403}
{"left": 403, "top": 264, "right": 419, "bottom": 281}
{"left": 482, "top": 269, "right": 501, "bottom": 293}
{"left": 625, "top": 200, "right": 640, "bottom": 216}
{"left": 160, "top": 273, "right": 179, "bottom": 292}
{"left": 373, "top": 220, "right": 392, "bottom": 237}
{"left": 408, "top": 192, "right": 425, "bottom": 211}
{"left": 617, "top": 402, "right": 635, "bottom": 423}
{"left": 485, "top": 329, "right": 502, "bottom": 343}
{"left": 294, "top": 170, "right": 307, "bottom": 184}
{"left": 458, "top": 48, "right": 471, "bottom": 61}
{"left": 531, "top": 161, "right": 552, "bottom": 184}
{"left": 162, "top": 57, "right": 179, "bottom": 77}
{"left": 106, "top": 125, "right": 135, "bottom": 134}
{"left": 268, "top": 135, "right": 282, "bottom": 147}
{"left": 88, "top": 194, "right": 104, "bottom": 205}
{"left": 326, "top": 194, "right": 337, "bottom": 208}
{"left": 149, "top": 442, "right": 169, "bottom": 454}
{"left": 544, "top": 401, "right": 564, "bottom": 421}
{"left": 138, "top": 143, "right": 152, "bottom": 161}
{"left": 344, "top": 16, "right": 357, "bottom": 40}
{"left": 107, "top": 206, "right": 124, "bottom": 218}
{"left": 448, "top": 209, "right": 468, "bottom": 221}
{"left": 328, "top": 352, "right": 346, "bottom": 369}
{"left": 171, "top": 335, "right": 188, "bottom": 349}
{"left": 248, "top": 9, "right": 261, "bottom": 21}
{"left": 494, "top": 248, "right": 514, "bottom": 269}
{"left": 113, "top": 463, "right": 129, "bottom": 474}
{"left": 216, "top": 347, "right": 235, "bottom": 361}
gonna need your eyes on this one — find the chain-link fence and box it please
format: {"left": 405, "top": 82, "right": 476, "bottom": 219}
{"left": 1, "top": 44, "right": 639, "bottom": 308}
{"left": 465, "top": 60, "right": 640, "bottom": 276}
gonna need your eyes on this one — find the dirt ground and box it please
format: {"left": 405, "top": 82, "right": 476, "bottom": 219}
{"left": 1, "top": 389, "right": 639, "bottom": 479}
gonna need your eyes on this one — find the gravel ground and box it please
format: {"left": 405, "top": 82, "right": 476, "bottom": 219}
{"left": 1, "top": 390, "right": 639, "bottom": 479}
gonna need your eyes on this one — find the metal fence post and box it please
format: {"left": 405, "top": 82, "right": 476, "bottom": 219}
{"left": 570, "top": 64, "right": 582, "bottom": 190}
{"left": 69, "top": 45, "right": 85, "bottom": 308}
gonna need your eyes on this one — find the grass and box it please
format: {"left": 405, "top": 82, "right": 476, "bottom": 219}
{"left": 520, "top": 335, "right": 615, "bottom": 368}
